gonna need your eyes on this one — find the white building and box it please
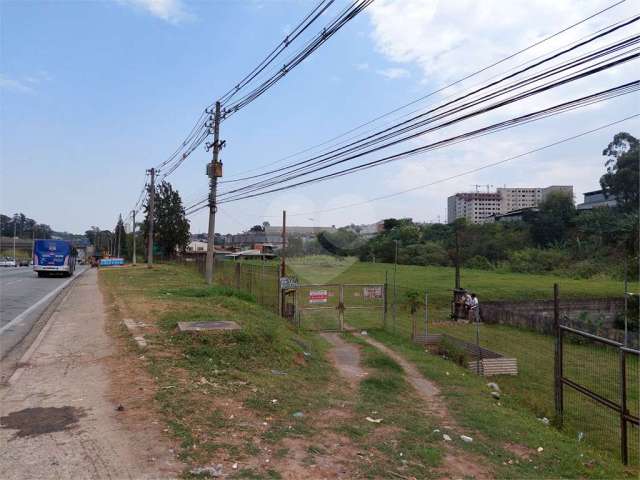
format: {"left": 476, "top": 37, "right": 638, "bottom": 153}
{"left": 448, "top": 185, "right": 573, "bottom": 224}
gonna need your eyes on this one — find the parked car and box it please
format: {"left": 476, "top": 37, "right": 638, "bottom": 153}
{"left": 0, "top": 257, "right": 17, "bottom": 267}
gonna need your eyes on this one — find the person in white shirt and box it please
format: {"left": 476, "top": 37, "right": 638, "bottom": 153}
{"left": 468, "top": 293, "right": 479, "bottom": 322}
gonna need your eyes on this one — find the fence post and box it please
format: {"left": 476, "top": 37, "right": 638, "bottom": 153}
{"left": 620, "top": 349, "right": 628, "bottom": 465}
{"left": 235, "top": 262, "right": 241, "bottom": 289}
{"left": 554, "top": 283, "right": 563, "bottom": 427}
{"left": 424, "top": 290, "right": 429, "bottom": 338}
{"left": 392, "top": 271, "right": 397, "bottom": 335}
{"left": 383, "top": 271, "right": 388, "bottom": 330}
{"left": 339, "top": 285, "right": 345, "bottom": 332}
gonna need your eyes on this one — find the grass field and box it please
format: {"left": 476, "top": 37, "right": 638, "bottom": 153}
{"left": 220, "top": 256, "right": 639, "bottom": 468}
{"left": 100, "top": 263, "right": 637, "bottom": 478}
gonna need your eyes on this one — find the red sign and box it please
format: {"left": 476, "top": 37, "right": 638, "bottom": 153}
{"left": 309, "top": 290, "right": 329, "bottom": 304}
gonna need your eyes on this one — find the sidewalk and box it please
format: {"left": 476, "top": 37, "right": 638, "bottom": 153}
{"left": 0, "top": 269, "right": 181, "bottom": 480}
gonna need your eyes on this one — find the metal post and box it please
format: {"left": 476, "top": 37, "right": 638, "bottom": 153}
{"left": 424, "top": 290, "right": 429, "bottom": 337}
{"left": 383, "top": 270, "right": 388, "bottom": 330}
{"left": 339, "top": 285, "right": 344, "bottom": 331}
{"left": 205, "top": 101, "right": 222, "bottom": 285}
{"left": 280, "top": 210, "right": 287, "bottom": 316}
{"left": 554, "top": 283, "right": 563, "bottom": 427}
{"left": 393, "top": 240, "right": 398, "bottom": 334}
{"left": 131, "top": 210, "right": 137, "bottom": 265}
{"left": 31, "top": 223, "right": 36, "bottom": 262}
{"left": 620, "top": 349, "right": 628, "bottom": 465}
{"left": 117, "top": 215, "right": 121, "bottom": 258}
{"left": 280, "top": 210, "right": 286, "bottom": 277}
{"left": 623, "top": 258, "right": 628, "bottom": 346}
{"left": 147, "top": 167, "right": 156, "bottom": 268}
{"left": 13, "top": 221, "right": 16, "bottom": 265}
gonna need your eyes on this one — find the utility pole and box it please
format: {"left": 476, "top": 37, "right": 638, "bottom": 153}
{"left": 454, "top": 223, "right": 461, "bottom": 289}
{"left": 13, "top": 221, "right": 16, "bottom": 264}
{"left": 132, "top": 210, "right": 137, "bottom": 265}
{"left": 205, "top": 101, "right": 223, "bottom": 284}
{"left": 280, "top": 210, "right": 287, "bottom": 278}
{"left": 32, "top": 223, "right": 36, "bottom": 262}
{"left": 117, "top": 214, "right": 122, "bottom": 258}
{"left": 147, "top": 167, "right": 156, "bottom": 268}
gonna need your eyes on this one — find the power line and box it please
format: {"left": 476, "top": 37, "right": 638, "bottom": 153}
{"left": 219, "top": 1, "right": 631, "bottom": 181}
{"left": 251, "top": 114, "right": 638, "bottom": 218}
{"left": 218, "top": 16, "right": 640, "bottom": 191}
{"left": 216, "top": 42, "right": 639, "bottom": 200}
{"left": 214, "top": 81, "right": 639, "bottom": 205}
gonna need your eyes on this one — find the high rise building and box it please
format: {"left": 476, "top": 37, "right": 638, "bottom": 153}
{"left": 447, "top": 185, "right": 573, "bottom": 224}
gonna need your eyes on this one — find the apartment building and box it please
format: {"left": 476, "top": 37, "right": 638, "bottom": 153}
{"left": 447, "top": 185, "right": 573, "bottom": 224}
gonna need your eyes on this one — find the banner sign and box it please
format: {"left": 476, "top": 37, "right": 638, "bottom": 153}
{"left": 100, "top": 258, "right": 125, "bottom": 267}
{"left": 309, "top": 290, "right": 329, "bottom": 304}
{"left": 363, "top": 286, "right": 383, "bottom": 299}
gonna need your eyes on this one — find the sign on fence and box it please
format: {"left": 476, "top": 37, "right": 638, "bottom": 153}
{"left": 280, "top": 276, "right": 298, "bottom": 289}
{"left": 309, "top": 290, "right": 329, "bottom": 304}
{"left": 363, "top": 286, "right": 384, "bottom": 299}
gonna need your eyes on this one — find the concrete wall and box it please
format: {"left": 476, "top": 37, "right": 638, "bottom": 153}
{"left": 481, "top": 298, "right": 637, "bottom": 347}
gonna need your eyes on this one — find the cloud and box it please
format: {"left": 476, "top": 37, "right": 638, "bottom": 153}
{"left": 117, "top": 0, "right": 192, "bottom": 23}
{"left": 366, "top": 0, "right": 634, "bottom": 85}
{"left": 354, "top": 62, "right": 370, "bottom": 71}
{"left": 0, "top": 74, "right": 35, "bottom": 94}
{"left": 376, "top": 67, "right": 410, "bottom": 79}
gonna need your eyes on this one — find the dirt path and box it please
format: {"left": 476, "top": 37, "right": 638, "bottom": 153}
{"left": 0, "top": 269, "right": 181, "bottom": 480}
{"left": 355, "top": 333, "right": 493, "bottom": 479}
{"left": 321, "top": 332, "right": 367, "bottom": 386}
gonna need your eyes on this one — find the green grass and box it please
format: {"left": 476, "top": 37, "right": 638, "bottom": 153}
{"left": 100, "top": 264, "right": 344, "bottom": 474}
{"left": 366, "top": 330, "right": 638, "bottom": 479}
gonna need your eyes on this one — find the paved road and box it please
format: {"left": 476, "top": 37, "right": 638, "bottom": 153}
{"left": 0, "top": 266, "right": 87, "bottom": 362}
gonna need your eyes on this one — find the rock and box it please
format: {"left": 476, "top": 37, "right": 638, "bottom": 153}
{"left": 487, "top": 382, "right": 500, "bottom": 392}
{"left": 442, "top": 434, "right": 452, "bottom": 441}
{"left": 578, "top": 432, "right": 585, "bottom": 442}
{"left": 538, "top": 417, "right": 550, "bottom": 426}
{"left": 292, "top": 412, "right": 304, "bottom": 418}
{"left": 432, "top": 429, "right": 440, "bottom": 433}
{"left": 361, "top": 330, "right": 368, "bottom": 335}
{"left": 366, "top": 417, "right": 383, "bottom": 423}
{"left": 491, "top": 391, "right": 501, "bottom": 400}
{"left": 232, "top": 463, "right": 238, "bottom": 470}
{"left": 537, "top": 447, "right": 544, "bottom": 453}
{"left": 460, "top": 435, "right": 473, "bottom": 443}
{"left": 189, "top": 464, "right": 223, "bottom": 477}
{"left": 115, "top": 404, "right": 125, "bottom": 411}
{"left": 271, "top": 369, "right": 287, "bottom": 376}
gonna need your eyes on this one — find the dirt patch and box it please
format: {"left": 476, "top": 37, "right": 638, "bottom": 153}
{"left": 1, "top": 406, "right": 86, "bottom": 438}
{"left": 438, "top": 451, "right": 494, "bottom": 480}
{"left": 321, "top": 333, "right": 367, "bottom": 386}
{"left": 357, "top": 334, "right": 449, "bottom": 419}
{"left": 504, "top": 442, "right": 534, "bottom": 459}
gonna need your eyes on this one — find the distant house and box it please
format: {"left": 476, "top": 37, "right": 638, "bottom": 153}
{"left": 186, "top": 240, "right": 208, "bottom": 252}
{"left": 576, "top": 189, "right": 618, "bottom": 211}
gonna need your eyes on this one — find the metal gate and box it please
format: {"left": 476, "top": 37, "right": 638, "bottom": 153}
{"left": 292, "top": 284, "right": 386, "bottom": 331}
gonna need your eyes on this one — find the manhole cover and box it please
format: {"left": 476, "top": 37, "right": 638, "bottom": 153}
{"left": 177, "top": 321, "right": 241, "bottom": 332}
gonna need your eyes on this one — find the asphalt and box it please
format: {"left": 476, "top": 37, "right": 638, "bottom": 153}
{"left": 0, "top": 266, "right": 87, "bottom": 362}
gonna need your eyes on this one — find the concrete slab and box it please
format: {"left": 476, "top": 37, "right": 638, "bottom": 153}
{"left": 177, "top": 321, "right": 241, "bottom": 332}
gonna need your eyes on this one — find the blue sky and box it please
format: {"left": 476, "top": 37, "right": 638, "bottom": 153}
{"left": 1, "top": 0, "right": 638, "bottom": 234}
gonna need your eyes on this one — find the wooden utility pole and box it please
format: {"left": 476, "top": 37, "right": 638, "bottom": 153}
{"left": 280, "top": 210, "right": 287, "bottom": 278}
{"left": 147, "top": 167, "right": 156, "bottom": 268}
{"left": 205, "top": 101, "right": 223, "bottom": 285}
{"left": 117, "top": 214, "right": 122, "bottom": 258}
{"left": 131, "top": 210, "right": 137, "bottom": 265}
{"left": 454, "top": 223, "right": 461, "bottom": 289}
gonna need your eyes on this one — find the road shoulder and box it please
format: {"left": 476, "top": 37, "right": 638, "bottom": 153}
{"left": 0, "top": 268, "right": 182, "bottom": 480}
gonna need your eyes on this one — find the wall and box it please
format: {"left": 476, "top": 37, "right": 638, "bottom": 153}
{"left": 481, "top": 298, "right": 638, "bottom": 347}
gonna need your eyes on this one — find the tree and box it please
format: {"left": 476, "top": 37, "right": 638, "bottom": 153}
{"left": 600, "top": 132, "right": 639, "bottom": 212}
{"left": 527, "top": 192, "right": 576, "bottom": 246}
{"left": 142, "top": 181, "right": 190, "bottom": 257}
{"left": 114, "top": 215, "right": 128, "bottom": 258}
{"left": 249, "top": 225, "right": 265, "bottom": 232}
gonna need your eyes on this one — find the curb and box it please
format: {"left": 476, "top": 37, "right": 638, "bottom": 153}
{"left": 122, "top": 319, "right": 148, "bottom": 350}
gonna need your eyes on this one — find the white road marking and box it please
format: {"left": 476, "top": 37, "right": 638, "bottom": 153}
{"left": 0, "top": 274, "right": 77, "bottom": 335}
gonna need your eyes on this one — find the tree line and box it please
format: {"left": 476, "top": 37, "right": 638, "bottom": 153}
{"left": 311, "top": 132, "right": 639, "bottom": 280}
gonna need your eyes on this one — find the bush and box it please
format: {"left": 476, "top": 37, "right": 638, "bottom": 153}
{"left": 438, "top": 338, "right": 469, "bottom": 367}
{"left": 508, "top": 248, "right": 570, "bottom": 273}
{"left": 465, "top": 255, "right": 494, "bottom": 270}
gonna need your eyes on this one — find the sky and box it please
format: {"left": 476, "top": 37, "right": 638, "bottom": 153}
{"left": 1, "top": 0, "right": 638, "bottom": 235}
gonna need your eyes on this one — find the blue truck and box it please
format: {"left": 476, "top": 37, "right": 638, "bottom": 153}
{"left": 33, "top": 239, "right": 77, "bottom": 277}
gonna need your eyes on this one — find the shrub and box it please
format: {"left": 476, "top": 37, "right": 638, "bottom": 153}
{"left": 465, "top": 255, "right": 494, "bottom": 270}
{"left": 508, "top": 248, "right": 570, "bottom": 273}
